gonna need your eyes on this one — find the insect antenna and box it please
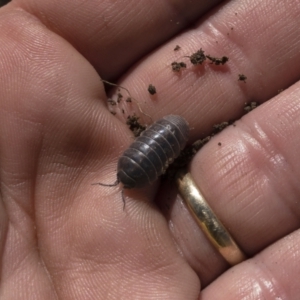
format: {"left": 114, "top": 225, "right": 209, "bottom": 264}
{"left": 92, "top": 180, "right": 127, "bottom": 210}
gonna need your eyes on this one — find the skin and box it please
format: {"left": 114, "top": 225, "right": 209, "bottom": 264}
{"left": 0, "top": 0, "right": 300, "bottom": 299}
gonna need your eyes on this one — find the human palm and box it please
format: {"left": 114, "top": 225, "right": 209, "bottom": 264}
{"left": 1, "top": 0, "right": 300, "bottom": 299}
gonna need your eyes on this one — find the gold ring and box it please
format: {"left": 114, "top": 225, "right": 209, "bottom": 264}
{"left": 176, "top": 170, "right": 246, "bottom": 266}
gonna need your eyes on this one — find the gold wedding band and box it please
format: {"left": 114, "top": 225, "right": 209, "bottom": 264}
{"left": 176, "top": 170, "right": 246, "bottom": 266}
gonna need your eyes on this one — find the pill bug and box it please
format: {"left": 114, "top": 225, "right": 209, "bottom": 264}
{"left": 94, "top": 115, "right": 189, "bottom": 205}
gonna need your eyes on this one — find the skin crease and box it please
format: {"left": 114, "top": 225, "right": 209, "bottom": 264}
{"left": 0, "top": 0, "right": 299, "bottom": 299}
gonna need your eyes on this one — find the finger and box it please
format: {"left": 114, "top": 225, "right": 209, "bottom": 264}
{"left": 201, "top": 229, "right": 300, "bottom": 299}
{"left": 111, "top": 0, "right": 300, "bottom": 136}
{"left": 163, "top": 82, "right": 300, "bottom": 286}
{"left": 13, "top": 0, "right": 222, "bottom": 79}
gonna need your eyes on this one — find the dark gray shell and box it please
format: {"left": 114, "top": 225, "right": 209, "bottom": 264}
{"left": 117, "top": 115, "right": 189, "bottom": 188}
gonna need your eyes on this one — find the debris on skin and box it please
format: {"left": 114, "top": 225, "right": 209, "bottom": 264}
{"left": 107, "top": 99, "right": 116, "bottom": 106}
{"left": 101, "top": 79, "right": 153, "bottom": 121}
{"left": 243, "top": 101, "right": 258, "bottom": 113}
{"left": 126, "top": 114, "right": 146, "bottom": 137}
{"left": 212, "top": 122, "right": 229, "bottom": 134}
{"left": 188, "top": 48, "right": 207, "bottom": 65}
{"left": 174, "top": 45, "right": 181, "bottom": 51}
{"left": 238, "top": 74, "right": 247, "bottom": 83}
{"left": 171, "top": 61, "right": 187, "bottom": 72}
{"left": 148, "top": 84, "right": 157, "bottom": 95}
{"left": 117, "top": 93, "right": 123, "bottom": 103}
{"left": 206, "top": 55, "right": 229, "bottom": 65}
{"left": 181, "top": 49, "right": 229, "bottom": 68}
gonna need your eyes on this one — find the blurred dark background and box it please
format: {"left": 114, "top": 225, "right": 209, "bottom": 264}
{"left": 0, "top": 0, "right": 10, "bottom": 7}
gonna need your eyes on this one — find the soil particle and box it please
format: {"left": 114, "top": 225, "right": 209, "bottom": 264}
{"left": 148, "top": 84, "right": 157, "bottom": 95}
{"left": 171, "top": 61, "right": 187, "bottom": 72}
{"left": 126, "top": 114, "right": 146, "bottom": 137}
{"left": 206, "top": 55, "right": 229, "bottom": 65}
{"left": 244, "top": 101, "right": 258, "bottom": 112}
{"left": 189, "top": 49, "right": 207, "bottom": 65}
{"left": 238, "top": 74, "right": 247, "bottom": 82}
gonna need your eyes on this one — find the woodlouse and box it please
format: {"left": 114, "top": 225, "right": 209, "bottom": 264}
{"left": 94, "top": 115, "right": 189, "bottom": 205}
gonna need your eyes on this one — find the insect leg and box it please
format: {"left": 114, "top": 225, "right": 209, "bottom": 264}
{"left": 121, "top": 188, "right": 126, "bottom": 210}
{"left": 91, "top": 179, "right": 119, "bottom": 187}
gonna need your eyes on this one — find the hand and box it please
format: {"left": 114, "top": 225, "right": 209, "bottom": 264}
{"left": 0, "top": 0, "right": 299, "bottom": 299}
